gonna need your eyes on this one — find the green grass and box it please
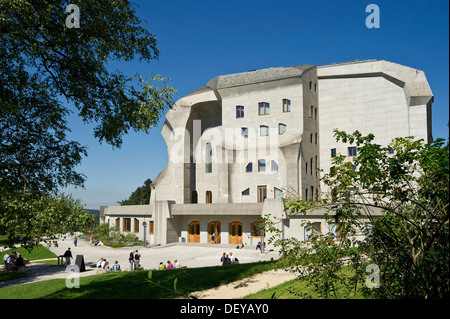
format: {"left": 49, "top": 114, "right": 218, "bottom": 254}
{"left": 0, "top": 261, "right": 278, "bottom": 299}
{"left": 243, "top": 266, "right": 367, "bottom": 299}
{"left": 1, "top": 244, "right": 57, "bottom": 261}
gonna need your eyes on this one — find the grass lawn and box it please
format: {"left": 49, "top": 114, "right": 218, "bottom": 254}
{"left": 0, "top": 261, "right": 277, "bottom": 299}
{"left": 1, "top": 245, "right": 57, "bottom": 261}
{"left": 1, "top": 244, "right": 58, "bottom": 283}
{"left": 243, "top": 267, "right": 367, "bottom": 299}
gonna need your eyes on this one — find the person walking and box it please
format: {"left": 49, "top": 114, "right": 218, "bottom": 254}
{"left": 63, "top": 247, "right": 73, "bottom": 266}
{"left": 128, "top": 251, "right": 134, "bottom": 270}
{"left": 73, "top": 236, "right": 78, "bottom": 247}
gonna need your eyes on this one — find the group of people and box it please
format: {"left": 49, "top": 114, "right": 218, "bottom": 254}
{"left": 128, "top": 250, "right": 142, "bottom": 270}
{"left": 2, "top": 251, "right": 25, "bottom": 271}
{"left": 94, "top": 257, "right": 121, "bottom": 271}
{"left": 220, "top": 252, "right": 239, "bottom": 265}
{"left": 158, "top": 260, "right": 180, "bottom": 270}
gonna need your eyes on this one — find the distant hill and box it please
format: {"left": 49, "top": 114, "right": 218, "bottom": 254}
{"left": 84, "top": 209, "right": 100, "bottom": 220}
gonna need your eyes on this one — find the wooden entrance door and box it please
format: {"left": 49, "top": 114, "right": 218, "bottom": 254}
{"left": 189, "top": 221, "right": 200, "bottom": 243}
{"left": 229, "top": 221, "right": 243, "bottom": 245}
{"left": 209, "top": 221, "right": 221, "bottom": 244}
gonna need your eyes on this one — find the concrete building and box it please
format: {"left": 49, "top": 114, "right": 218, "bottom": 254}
{"left": 101, "top": 59, "right": 433, "bottom": 247}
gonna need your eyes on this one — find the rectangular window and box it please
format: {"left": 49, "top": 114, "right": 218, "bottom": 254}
{"left": 205, "top": 143, "right": 212, "bottom": 173}
{"left": 331, "top": 148, "right": 337, "bottom": 158}
{"left": 309, "top": 105, "right": 314, "bottom": 118}
{"left": 315, "top": 133, "right": 318, "bottom": 144}
{"left": 236, "top": 105, "right": 244, "bottom": 118}
{"left": 115, "top": 218, "right": 120, "bottom": 229}
{"left": 260, "top": 125, "right": 269, "bottom": 136}
{"left": 123, "top": 218, "right": 131, "bottom": 232}
{"left": 279, "top": 123, "right": 286, "bottom": 135}
{"left": 246, "top": 162, "right": 253, "bottom": 173}
{"left": 257, "top": 186, "right": 267, "bottom": 203}
{"left": 134, "top": 218, "right": 139, "bottom": 233}
{"left": 241, "top": 127, "right": 248, "bottom": 137}
{"left": 258, "top": 159, "right": 266, "bottom": 172}
{"left": 282, "top": 99, "right": 291, "bottom": 112}
{"left": 305, "top": 222, "right": 321, "bottom": 241}
{"left": 348, "top": 146, "right": 357, "bottom": 157}
{"left": 206, "top": 191, "right": 212, "bottom": 203}
{"left": 258, "top": 102, "right": 270, "bottom": 115}
{"left": 149, "top": 221, "right": 154, "bottom": 235}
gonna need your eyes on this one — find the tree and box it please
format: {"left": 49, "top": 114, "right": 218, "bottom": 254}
{"left": 118, "top": 178, "right": 152, "bottom": 205}
{"left": 264, "top": 130, "right": 449, "bottom": 298}
{"left": 0, "top": 1, "right": 176, "bottom": 247}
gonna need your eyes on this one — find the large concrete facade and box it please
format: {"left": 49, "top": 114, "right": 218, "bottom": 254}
{"left": 101, "top": 59, "right": 433, "bottom": 247}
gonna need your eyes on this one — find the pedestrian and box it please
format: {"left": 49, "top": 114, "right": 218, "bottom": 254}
{"left": 63, "top": 247, "right": 73, "bottom": 266}
{"left": 229, "top": 252, "right": 235, "bottom": 264}
{"left": 73, "top": 236, "right": 78, "bottom": 247}
{"left": 89, "top": 235, "right": 93, "bottom": 246}
{"left": 211, "top": 233, "right": 215, "bottom": 244}
{"left": 158, "top": 262, "right": 166, "bottom": 270}
{"left": 174, "top": 259, "right": 180, "bottom": 268}
{"left": 166, "top": 260, "right": 173, "bottom": 269}
{"left": 134, "top": 250, "right": 141, "bottom": 270}
{"left": 128, "top": 251, "right": 134, "bottom": 270}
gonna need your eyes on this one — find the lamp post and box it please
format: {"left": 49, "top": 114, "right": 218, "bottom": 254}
{"left": 142, "top": 221, "right": 147, "bottom": 248}
{"left": 260, "top": 229, "right": 265, "bottom": 254}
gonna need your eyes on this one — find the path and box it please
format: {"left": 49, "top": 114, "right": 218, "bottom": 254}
{"left": 0, "top": 236, "right": 297, "bottom": 298}
{"left": 190, "top": 269, "right": 297, "bottom": 299}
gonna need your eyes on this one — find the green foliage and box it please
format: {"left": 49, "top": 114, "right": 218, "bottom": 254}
{"left": 118, "top": 178, "right": 152, "bottom": 205}
{"left": 0, "top": 193, "right": 94, "bottom": 248}
{"left": 88, "top": 223, "right": 140, "bottom": 247}
{"left": 262, "top": 130, "right": 449, "bottom": 299}
{"left": 0, "top": 1, "right": 176, "bottom": 247}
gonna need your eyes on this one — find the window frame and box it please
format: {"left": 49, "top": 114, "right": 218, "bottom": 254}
{"left": 258, "top": 159, "right": 266, "bottom": 172}
{"left": 206, "top": 191, "right": 212, "bottom": 204}
{"left": 282, "top": 99, "right": 291, "bottom": 112}
{"left": 348, "top": 146, "right": 357, "bottom": 157}
{"left": 331, "top": 148, "right": 337, "bottom": 158}
{"left": 258, "top": 102, "right": 270, "bottom": 116}
{"left": 236, "top": 105, "right": 244, "bottom": 118}
{"left": 257, "top": 185, "right": 267, "bottom": 203}
{"left": 123, "top": 218, "right": 131, "bottom": 233}
{"left": 260, "top": 125, "right": 269, "bottom": 136}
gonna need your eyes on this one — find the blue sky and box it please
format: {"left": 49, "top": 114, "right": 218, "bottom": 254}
{"left": 62, "top": 0, "right": 449, "bottom": 209}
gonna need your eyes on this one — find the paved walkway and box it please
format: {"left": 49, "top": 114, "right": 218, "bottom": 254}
{"left": 0, "top": 236, "right": 293, "bottom": 296}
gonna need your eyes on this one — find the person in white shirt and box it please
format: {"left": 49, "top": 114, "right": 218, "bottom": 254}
{"left": 96, "top": 258, "right": 104, "bottom": 268}
{"left": 229, "top": 252, "right": 236, "bottom": 264}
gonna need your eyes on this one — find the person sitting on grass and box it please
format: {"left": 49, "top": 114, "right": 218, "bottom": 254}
{"left": 158, "top": 262, "right": 166, "bottom": 270}
{"left": 110, "top": 260, "right": 121, "bottom": 271}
